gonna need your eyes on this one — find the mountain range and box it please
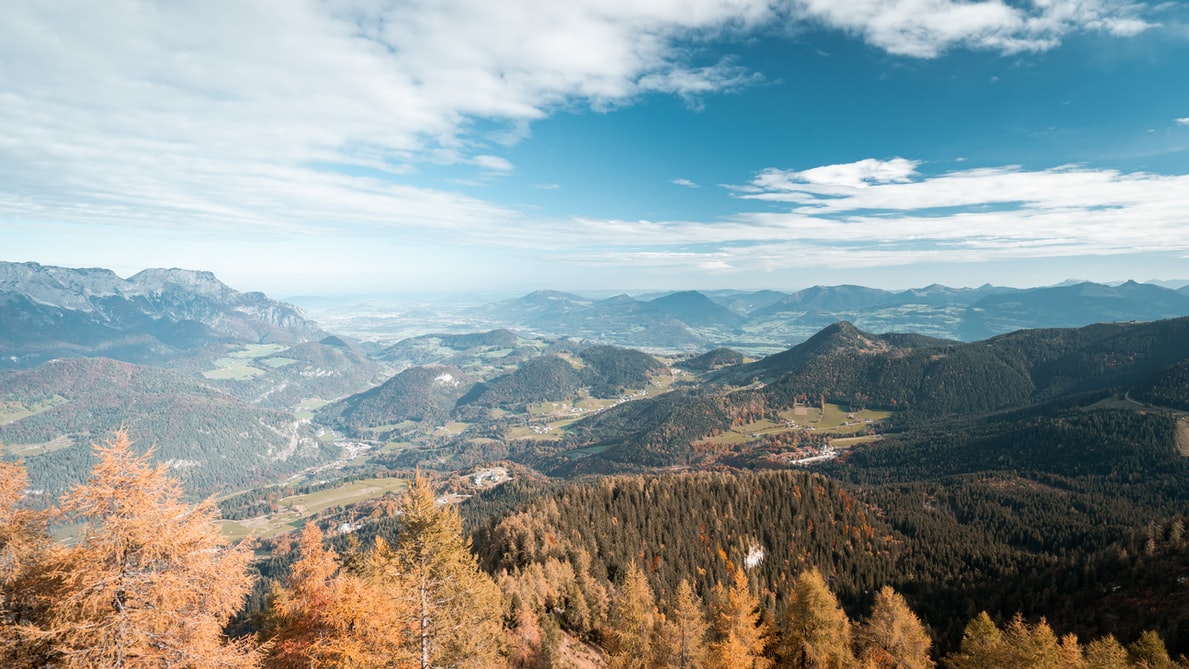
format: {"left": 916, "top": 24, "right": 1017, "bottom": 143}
{"left": 453, "top": 280, "right": 1189, "bottom": 352}
{"left": 8, "top": 261, "right": 1189, "bottom": 656}
{"left": 0, "top": 261, "right": 327, "bottom": 369}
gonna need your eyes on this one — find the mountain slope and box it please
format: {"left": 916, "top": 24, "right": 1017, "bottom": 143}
{"left": 959, "top": 280, "right": 1189, "bottom": 340}
{"left": 316, "top": 364, "right": 472, "bottom": 433}
{"left": 647, "top": 290, "right": 746, "bottom": 329}
{"left": 0, "top": 357, "right": 330, "bottom": 499}
{"left": 556, "top": 317, "right": 1189, "bottom": 469}
{"left": 0, "top": 261, "right": 326, "bottom": 369}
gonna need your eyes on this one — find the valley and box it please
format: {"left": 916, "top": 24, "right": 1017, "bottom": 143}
{"left": 7, "top": 262, "right": 1189, "bottom": 664}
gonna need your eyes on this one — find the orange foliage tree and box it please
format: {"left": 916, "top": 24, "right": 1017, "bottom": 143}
{"left": 14, "top": 430, "right": 263, "bottom": 668}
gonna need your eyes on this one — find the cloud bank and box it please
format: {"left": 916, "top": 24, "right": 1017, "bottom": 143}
{"left": 0, "top": 1, "right": 1175, "bottom": 290}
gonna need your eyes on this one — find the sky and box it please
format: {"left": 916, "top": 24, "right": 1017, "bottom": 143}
{"left": 2, "top": 0, "right": 1189, "bottom": 297}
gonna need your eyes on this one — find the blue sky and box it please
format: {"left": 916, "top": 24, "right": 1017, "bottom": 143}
{"left": 2, "top": 0, "right": 1189, "bottom": 296}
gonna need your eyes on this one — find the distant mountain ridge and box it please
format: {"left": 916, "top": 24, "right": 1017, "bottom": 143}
{"left": 0, "top": 261, "right": 326, "bottom": 368}
{"left": 451, "top": 280, "right": 1189, "bottom": 353}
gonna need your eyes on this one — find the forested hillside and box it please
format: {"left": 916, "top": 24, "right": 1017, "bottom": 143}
{"left": 316, "top": 364, "right": 471, "bottom": 433}
{"left": 7, "top": 428, "right": 1189, "bottom": 667}
{"left": 0, "top": 358, "right": 330, "bottom": 499}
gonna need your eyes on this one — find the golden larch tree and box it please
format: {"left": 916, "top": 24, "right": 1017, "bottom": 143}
{"left": 857, "top": 585, "right": 934, "bottom": 669}
{"left": 1085, "top": 635, "right": 1130, "bottom": 669}
{"left": 265, "top": 523, "right": 411, "bottom": 668}
{"left": 708, "top": 565, "right": 771, "bottom": 669}
{"left": 34, "top": 430, "right": 262, "bottom": 668}
{"left": 653, "top": 578, "right": 709, "bottom": 669}
{"left": 776, "top": 567, "right": 854, "bottom": 669}
{"left": 0, "top": 449, "right": 58, "bottom": 667}
{"left": 366, "top": 472, "right": 504, "bottom": 669}
{"left": 606, "top": 560, "right": 656, "bottom": 669}
{"left": 944, "top": 611, "right": 1008, "bottom": 669}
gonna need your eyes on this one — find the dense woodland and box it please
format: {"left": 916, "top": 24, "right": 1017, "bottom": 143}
{"left": 5, "top": 429, "right": 1189, "bottom": 667}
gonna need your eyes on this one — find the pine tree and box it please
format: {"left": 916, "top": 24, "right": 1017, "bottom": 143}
{"left": 857, "top": 586, "right": 934, "bottom": 669}
{"left": 32, "top": 430, "right": 262, "bottom": 667}
{"left": 708, "top": 566, "right": 771, "bottom": 669}
{"left": 606, "top": 561, "right": 656, "bottom": 669}
{"left": 777, "top": 568, "right": 854, "bottom": 669}
{"left": 367, "top": 472, "right": 504, "bottom": 669}
{"left": 653, "top": 579, "right": 709, "bottom": 669}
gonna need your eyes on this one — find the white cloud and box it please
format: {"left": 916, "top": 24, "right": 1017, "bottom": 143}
{"left": 0, "top": 0, "right": 1168, "bottom": 286}
{"left": 503, "top": 161, "right": 1189, "bottom": 275}
{"left": 472, "top": 155, "right": 515, "bottom": 172}
{"left": 789, "top": 0, "right": 1153, "bottom": 57}
{"left": 1176, "top": 118, "right": 1189, "bottom": 127}
{"left": 0, "top": 0, "right": 777, "bottom": 236}
{"left": 671, "top": 178, "right": 701, "bottom": 188}
{"left": 750, "top": 158, "right": 921, "bottom": 190}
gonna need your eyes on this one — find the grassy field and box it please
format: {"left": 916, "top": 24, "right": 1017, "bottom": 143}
{"left": 360, "top": 421, "right": 418, "bottom": 435}
{"left": 218, "top": 477, "right": 408, "bottom": 540}
{"left": 702, "top": 403, "right": 894, "bottom": 446}
{"left": 6, "top": 435, "right": 76, "bottom": 457}
{"left": 202, "top": 344, "right": 290, "bottom": 380}
{"left": 295, "top": 398, "right": 330, "bottom": 420}
{"left": 516, "top": 371, "right": 680, "bottom": 438}
{"left": 560, "top": 443, "right": 612, "bottom": 459}
{"left": 434, "top": 421, "right": 471, "bottom": 436}
{"left": 829, "top": 435, "right": 885, "bottom": 448}
{"left": 0, "top": 395, "right": 69, "bottom": 424}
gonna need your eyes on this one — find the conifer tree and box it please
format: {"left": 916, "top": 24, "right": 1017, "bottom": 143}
{"left": 653, "top": 579, "right": 709, "bottom": 669}
{"left": 944, "top": 612, "right": 1008, "bottom": 669}
{"left": 606, "top": 560, "right": 656, "bottom": 669}
{"left": 32, "top": 430, "right": 262, "bottom": 667}
{"left": 777, "top": 568, "right": 854, "bottom": 669}
{"left": 367, "top": 472, "right": 504, "bottom": 669}
{"left": 709, "top": 566, "right": 771, "bottom": 669}
{"left": 1085, "top": 635, "right": 1130, "bottom": 669}
{"left": 1057, "top": 633, "right": 1088, "bottom": 669}
{"left": 1002, "top": 614, "right": 1062, "bottom": 669}
{"left": 1128, "top": 630, "right": 1172, "bottom": 669}
{"left": 265, "top": 523, "right": 409, "bottom": 668}
{"left": 0, "top": 451, "right": 57, "bottom": 666}
{"left": 857, "top": 586, "right": 934, "bottom": 669}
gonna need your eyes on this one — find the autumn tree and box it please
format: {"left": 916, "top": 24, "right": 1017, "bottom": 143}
{"left": 366, "top": 472, "right": 504, "bottom": 669}
{"left": 1001, "top": 614, "right": 1064, "bottom": 669}
{"left": 776, "top": 568, "right": 854, "bottom": 669}
{"left": 1128, "top": 630, "right": 1172, "bottom": 669}
{"left": 856, "top": 586, "right": 934, "bottom": 669}
{"left": 1085, "top": 635, "right": 1130, "bottom": 669}
{"left": 944, "top": 611, "right": 1009, "bottom": 669}
{"left": 606, "top": 560, "right": 656, "bottom": 669}
{"left": 0, "top": 450, "right": 57, "bottom": 666}
{"left": 265, "top": 523, "right": 410, "bottom": 668}
{"left": 653, "top": 578, "right": 709, "bottom": 669}
{"left": 708, "top": 566, "right": 771, "bottom": 669}
{"left": 28, "top": 430, "right": 262, "bottom": 667}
